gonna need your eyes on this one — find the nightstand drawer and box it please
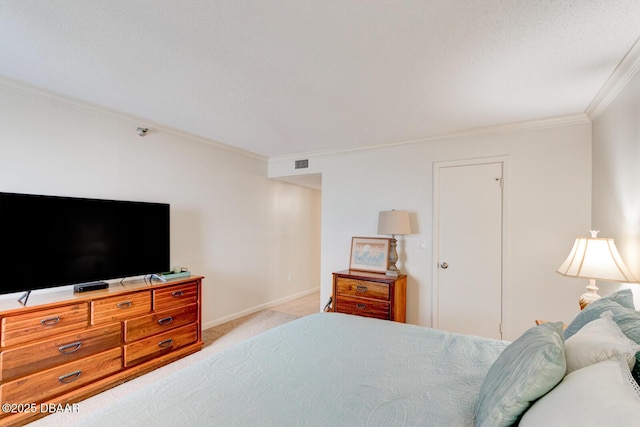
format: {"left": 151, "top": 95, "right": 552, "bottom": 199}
{"left": 335, "top": 278, "right": 390, "bottom": 301}
{"left": 0, "top": 323, "right": 121, "bottom": 382}
{"left": 0, "top": 347, "right": 122, "bottom": 405}
{"left": 124, "top": 303, "right": 198, "bottom": 342}
{"left": 91, "top": 291, "right": 152, "bottom": 325}
{"left": 335, "top": 295, "right": 390, "bottom": 320}
{"left": 1, "top": 303, "right": 89, "bottom": 348}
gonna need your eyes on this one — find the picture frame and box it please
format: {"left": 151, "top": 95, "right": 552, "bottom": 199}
{"left": 349, "top": 237, "right": 391, "bottom": 273}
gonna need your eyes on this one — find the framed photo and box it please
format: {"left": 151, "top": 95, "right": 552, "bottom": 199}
{"left": 349, "top": 237, "right": 390, "bottom": 273}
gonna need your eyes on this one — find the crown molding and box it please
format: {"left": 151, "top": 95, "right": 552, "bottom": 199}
{"left": 1, "top": 74, "right": 594, "bottom": 165}
{"left": 269, "top": 113, "right": 591, "bottom": 162}
{"left": 586, "top": 36, "right": 640, "bottom": 120}
{"left": 0, "top": 76, "right": 266, "bottom": 161}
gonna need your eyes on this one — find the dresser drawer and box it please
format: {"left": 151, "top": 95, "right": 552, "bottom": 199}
{"left": 124, "top": 323, "right": 198, "bottom": 368}
{"left": 335, "top": 295, "right": 390, "bottom": 320}
{"left": 124, "top": 303, "right": 198, "bottom": 342}
{"left": 1, "top": 303, "right": 89, "bottom": 348}
{"left": 153, "top": 282, "right": 198, "bottom": 311}
{"left": 0, "top": 347, "right": 122, "bottom": 405}
{"left": 91, "top": 291, "right": 152, "bottom": 325}
{"left": 335, "top": 278, "right": 390, "bottom": 301}
{"left": 0, "top": 323, "right": 121, "bottom": 382}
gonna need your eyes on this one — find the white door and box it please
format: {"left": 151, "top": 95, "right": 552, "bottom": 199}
{"left": 433, "top": 160, "right": 503, "bottom": 339}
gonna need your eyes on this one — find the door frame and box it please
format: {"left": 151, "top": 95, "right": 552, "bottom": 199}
{"left": 431, "top": 156, "right": 510, "bottom": 338}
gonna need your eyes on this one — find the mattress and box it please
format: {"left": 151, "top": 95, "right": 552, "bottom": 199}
{"left": 70, "top": 313, "right": 507, "bottom": 426}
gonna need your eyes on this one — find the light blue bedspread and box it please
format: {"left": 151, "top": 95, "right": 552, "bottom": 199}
{"left": 73, "top": 313, "right": 507, "bottom": 426}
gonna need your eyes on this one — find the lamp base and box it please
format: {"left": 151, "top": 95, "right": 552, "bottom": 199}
{"left": 386, "top": 237, "right": 400, "bottom": 277}
{"left": 579, "top": 279, "right": 601, "bottom": 310}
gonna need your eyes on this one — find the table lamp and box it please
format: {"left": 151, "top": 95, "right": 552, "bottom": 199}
{"left": 377, "top": 210, "right": 411, "bottom": 277}
{"left": 556, "top": 230, "right": 637, "bottom": 309}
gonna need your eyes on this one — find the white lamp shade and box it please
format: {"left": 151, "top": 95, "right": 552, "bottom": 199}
{"left": 377, "top": 210, "right": 411, "bottom": 235}
{"left": 557, "top": 236, "right": 637, "bottom": 283}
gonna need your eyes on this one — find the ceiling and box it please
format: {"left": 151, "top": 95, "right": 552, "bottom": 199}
{"left": 2, "top": 1, "right": 640, "bottom": 159}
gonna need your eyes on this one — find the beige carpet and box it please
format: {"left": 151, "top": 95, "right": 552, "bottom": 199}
{"left": 201, "top": 309, "right": 299, "bottom": 352}
{"left": 28, "top": 310, "right": 300, "bottom": 426}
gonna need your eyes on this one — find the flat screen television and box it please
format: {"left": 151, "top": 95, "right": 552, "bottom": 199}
{"left": 0, "top": 192, "right": 170, "bottom": 295}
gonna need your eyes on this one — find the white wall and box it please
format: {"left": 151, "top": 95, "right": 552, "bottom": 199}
{"left": 0, "top": 79, "right": 321, "bottom": 328}
{"left": 270, "top": 117, "right": 592, "bottom": 340}
{"left": 592, "top": 68, "right": 640, "bottom": 307}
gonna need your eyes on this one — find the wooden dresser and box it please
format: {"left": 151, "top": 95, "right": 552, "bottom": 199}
{"left": 332, "top": 270, "right": 406, "bottom": 322}
{"left": 0, "top": 276, "right": 203, "bottom": 426}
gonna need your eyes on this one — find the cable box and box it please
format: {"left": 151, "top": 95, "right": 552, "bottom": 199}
{"left": 74, "top": 281, "right": 109, "bottom": 293}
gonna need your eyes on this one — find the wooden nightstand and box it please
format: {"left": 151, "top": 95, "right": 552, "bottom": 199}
{"left": 332, "top": 270, "right": 407, "bottom": 322}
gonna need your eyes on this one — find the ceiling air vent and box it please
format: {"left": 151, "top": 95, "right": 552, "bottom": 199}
{"left": 294, "top": 159, "right": 309, "bottom": 169}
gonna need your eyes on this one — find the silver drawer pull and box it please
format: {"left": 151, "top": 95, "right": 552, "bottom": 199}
{"left": 117, "top": 301, "right": 132, "bottom": 309}
{"left": 158, "top": 338, "right": 173, "bottom": 348}
{"left": 40, "top": 316, "right": 61, "bottom": 326}
{"left": 157, "top": 316, "right": 173, "bottom": 325}
{"left": 171, "top": 291, "right": 184, "bottom": 298}
{"left": 355, "top": 285, "right": 368, "bottom": 293}
{"left": 58, "top": 370, "right": 82, "bottom": 384}
{"left": 356, "top": 303, "right": 367, "bottom": 310}
{"left": 59, "top": 341, "right": 83, "bottom": 354}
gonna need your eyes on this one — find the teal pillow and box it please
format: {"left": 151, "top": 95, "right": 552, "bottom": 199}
{"left": 602, "top": 288, "right": 636, "bottom": 309}
{"left": 564, "top": 289, "right": 635, "bottom": 339}
{"left": 475, "top": 322, "right": 566, "bottom": 427}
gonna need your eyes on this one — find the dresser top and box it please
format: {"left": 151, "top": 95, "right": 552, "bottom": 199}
{"left": 333, "top": 270, "right": 407, "bottom": 281}
{"left": 0, "top": 276, "right": 203, "bottom": 315}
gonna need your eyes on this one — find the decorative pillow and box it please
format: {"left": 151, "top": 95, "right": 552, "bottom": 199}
{"left": 609, "top": 306, "right": 640, "bottom": 384}
{"left": 475, "top": 322, "right": 566, "bottom": 427}
{"left": 563, "top": 291, "right": 640, "bottom": 383}
{"left": 601, "top": 288, "right": 637, "bottom": 308}
{"left": 519, "top": 357, "right": 640, "bottom": 427}
{"left": 564, "top": 311, "right": 640, "bottom": 373}
{"left": 564, "top": 289, "right": 635, "bottom": 339}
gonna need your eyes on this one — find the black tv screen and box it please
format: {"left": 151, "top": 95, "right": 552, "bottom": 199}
{"left": 0, "top": 192, "right": 170, "bottom": 294}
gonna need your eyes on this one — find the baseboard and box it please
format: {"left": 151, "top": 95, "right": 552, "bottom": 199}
{"left": 202, "top": 287, "right": 320, "bottom": 330}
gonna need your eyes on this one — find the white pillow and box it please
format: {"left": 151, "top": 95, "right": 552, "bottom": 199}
{"left": 564, "top": 310, "right": 640, "bottom": 373}
{"left": 520, "top": 357, "right": 640, "bottom": 427}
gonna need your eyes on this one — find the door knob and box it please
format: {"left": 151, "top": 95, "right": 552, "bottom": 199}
{"left": 440, "top": 262, "right": 448, "bottom": 269}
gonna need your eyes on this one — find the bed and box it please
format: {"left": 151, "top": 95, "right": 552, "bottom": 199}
{"left": 42, "top": 289, "right": 640, "bottom": 427}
